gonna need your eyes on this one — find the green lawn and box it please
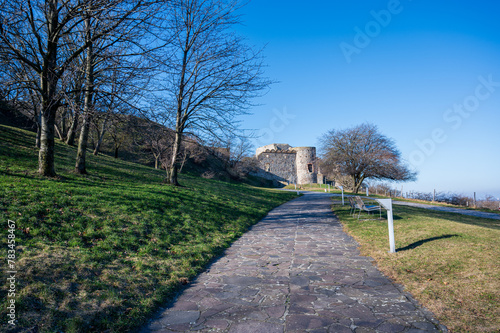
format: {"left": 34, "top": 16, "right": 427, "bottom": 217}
{"left": 0, "top": 124, "right": 297, "bottom": 332}
{"left": 332, "top": 202, "right": 500, "bottom": 333}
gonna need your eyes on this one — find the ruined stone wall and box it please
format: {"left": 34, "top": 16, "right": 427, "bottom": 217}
{"left": 255, "top": 151, "right": 297, "bottom": 185}
{"left": 254, "top": 144, "right": 319, "bottom": 185}
{"left": 255, "top": 143, "right": 292, "bottom": 157}
{"left": 293, "top": 147, "right": 317, "bottom": 184}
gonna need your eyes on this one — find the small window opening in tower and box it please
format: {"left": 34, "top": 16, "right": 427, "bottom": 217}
{"left": 265, "top": 163, "right": 271, "bottom": 172}
{"left": 307, "top": 164, "right": 313, "bottom": 173}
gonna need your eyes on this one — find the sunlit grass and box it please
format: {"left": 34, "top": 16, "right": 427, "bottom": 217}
{"left": 332, "top": 201, "right": 500, "bottom": 332}
{"left": 0, "top": 124, "right": 297, "bottom": 332}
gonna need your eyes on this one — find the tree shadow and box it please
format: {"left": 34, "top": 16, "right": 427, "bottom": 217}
{"left": 396, "top": 234, "right": 459, "bottom": 252}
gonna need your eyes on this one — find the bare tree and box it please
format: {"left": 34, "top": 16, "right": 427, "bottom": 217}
{"left": 74, "top": 2, "right": 156, "bottom": 174}
{"left": 226, "top": 136, "right": 256, "bottom": 179}
{"left": 108, "top": 117, "right": 130, "bottom": 159}
{"left": 157, "top": 0, "right": 271, "bottom": 185}
{"left": 0, "top": 0, "right": 155, "bottom": 176}
{"left": 0, "top": 49, "right": 42, "bottom": 145}
{"left": 320, "top": 123, "right": 417, "bottom": 193}
{"left": 137, "top": 112, "right": 176, "bottom": 169}
{"left": 61, "top": 55, "right": 86, "bottom": 146}
{"left": 227, "top": 136, "right": 253, "bottom": 169}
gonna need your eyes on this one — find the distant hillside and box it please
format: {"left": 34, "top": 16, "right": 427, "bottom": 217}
{"left": 0, "top": 98, "right": 36, "bottom": 130}
{"left": 0, "top": 99, "right": 273, "bottom": 187}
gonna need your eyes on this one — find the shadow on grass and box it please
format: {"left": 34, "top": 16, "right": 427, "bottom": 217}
{"left": 397, "top": 234, "right": 460, "bottom": 252}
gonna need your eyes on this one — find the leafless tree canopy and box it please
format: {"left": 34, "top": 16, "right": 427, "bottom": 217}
{"left": 156, "top": 0, "right": 271, "bottom": 185}
{"left": 320, "top": 123, "right": 417, "bottom": 193}
{"left": 1, "top": 0, "right": 271, "bottom": 182}
{"left": 0, "top": 0, "right": 157, "bottom": 176}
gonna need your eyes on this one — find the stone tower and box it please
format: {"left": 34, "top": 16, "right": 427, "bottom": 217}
{"left": 254, "top": 144, "right": 318, "bottom": 185}
{"left": 293, "top": 147, "right": 317, "bottom": 184}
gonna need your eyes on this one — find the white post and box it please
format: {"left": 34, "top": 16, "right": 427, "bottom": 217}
{"left": 366, "top": 186, "right": 369, "bottom": 197}
{"left": 338, "top": 186, "right": 344, "bottom": 205}
{"left": 374, "top": 199, "right": 395, "bottom": 253}
{"left": 387, "top": 208, "right": 396, "bottom": 253}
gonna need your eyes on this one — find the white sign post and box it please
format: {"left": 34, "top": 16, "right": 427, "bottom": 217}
{"left": 337, "top": 186, "right": 344, "bottom": 205}
{"left": 374, "top": 198, "right": 396, "bottom": 253}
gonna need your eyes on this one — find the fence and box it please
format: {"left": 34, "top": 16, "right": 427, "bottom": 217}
{"left": 366, "top": 185, "right": 500, "bottom": 210}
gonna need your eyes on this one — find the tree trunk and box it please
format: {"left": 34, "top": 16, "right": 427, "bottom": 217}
{"left": 59, "top": 108, "right": 67, "bottom": 139}
{"left": 166, "top": 37, "right": 189, "bottom": 186}
{"left": 352, "top": 175, "right": 365, "bottom": 194}
{"left": 75, "top": 115, "right": 91, "bottom": 174}
{"left": 93, "top": 117, "right": 108, "bottom": 156}
{"left": 179, "top": 147, "right": 188, "bottom": 174}
{"left": 38, "top": 2, "right": 59, "bottom": 177}
{"left": 168, "top": 130, "right": 182, "bottom": 186}
{"left": 66, "top": 110, "right": 79, "bottom": 146}
{"left": 352, "top": 176, "right": 360, "bottom": 194}
{"left": 114, "top": 145, "right": 119, "bottom": 158}
{"left": 75, "top": 15, "right": 94, "bottom": 175}
{"left": 93, "top": 139, "right": 102, "bottom": 156}
{"left": 35, "top": 120, "right": 41, "bottom": 149}
{"left": 38, "top": 107, "right": 57, "bottom": 176}
{"left": 33, "top": 97, "right": 42, "bottom": 149}
{"left": 55, "top": 123, "right": 64, "bottom": 140}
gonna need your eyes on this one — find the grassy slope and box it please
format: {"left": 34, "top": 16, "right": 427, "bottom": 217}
{"left": 333, "top": 203, "right": 500, "bottom": 332}
{"left": 0, "top": 125, "right": 297, "bottom": 332}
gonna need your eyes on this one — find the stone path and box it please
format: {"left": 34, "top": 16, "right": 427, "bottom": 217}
{"left": 391, "top": 200, "right": 500, "bottom": 220}
{"left": 322, "top": 191, "right": 500, "bottom": 220}
{"left": 142, "top": 193, "right": 446, "bottom": 333}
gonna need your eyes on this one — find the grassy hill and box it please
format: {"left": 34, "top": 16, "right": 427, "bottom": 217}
{"left": 0, "top": 124, "right": 297, "bottom": 332}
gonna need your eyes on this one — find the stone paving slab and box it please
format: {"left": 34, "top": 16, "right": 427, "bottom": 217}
{"left": 142, "top": 193, "right": 447, "bottom": 333}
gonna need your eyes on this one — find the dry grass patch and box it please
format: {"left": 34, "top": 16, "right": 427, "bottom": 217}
{"left": 332, "top": 203, "right": 500, "bottom": 333}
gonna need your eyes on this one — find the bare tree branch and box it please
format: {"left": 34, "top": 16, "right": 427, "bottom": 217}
{"left": 319, "top": 123, "right": 417, "bottom": 193}
{"left": 154, "top": 0, "right": 272, "bottom": 185}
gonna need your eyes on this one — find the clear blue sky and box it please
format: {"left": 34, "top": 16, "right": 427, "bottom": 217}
{"left": 234, "top": 0, "right": 500, "bottom": 199}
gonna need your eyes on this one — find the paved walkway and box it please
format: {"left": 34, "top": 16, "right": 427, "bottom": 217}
{"left": 391, "top": 201, "right": 500, "bottom": 220}
{"left": 319, "top": 191, "right": 500, "bottom": 220}
{"left": 143, "top": 193, "right": 446, "bottom": 333}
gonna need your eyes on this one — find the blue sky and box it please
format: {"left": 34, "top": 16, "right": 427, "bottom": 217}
{"left": 234, "top": 0, "right": 500, "bottom": 198}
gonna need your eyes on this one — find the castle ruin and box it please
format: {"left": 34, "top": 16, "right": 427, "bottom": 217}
{"left": 255, "top": 144, "right": 324, "bottom": 186}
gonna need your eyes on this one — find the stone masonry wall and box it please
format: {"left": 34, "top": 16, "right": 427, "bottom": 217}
{"left": 255, "top": 151, "right": 297, "bottom": 185}
{"left": 254, "top": 144, "right": 319, "bottom": 185}
{"left": 255, "top": 143, "right": 292, "bottom": 158}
